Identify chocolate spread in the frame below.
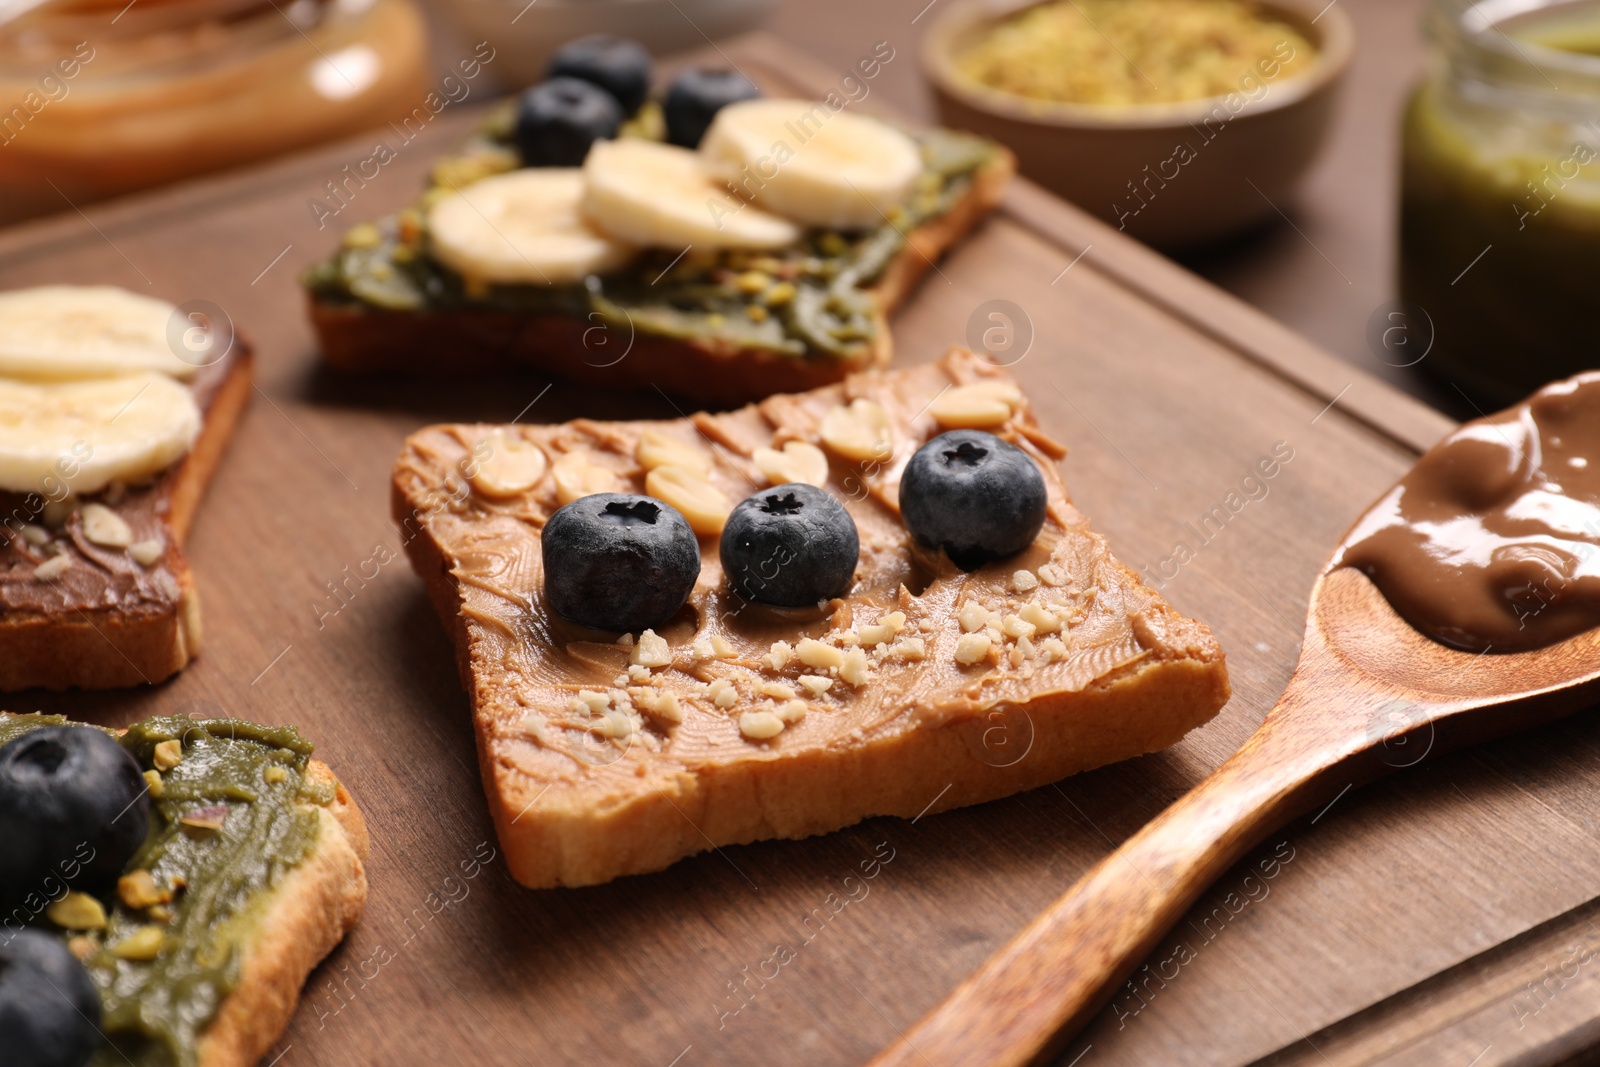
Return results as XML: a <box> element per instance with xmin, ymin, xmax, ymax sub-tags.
<box><xmin>1338</xmin><ymin>372</ymin><xmax>1600</xmax><ymax>652</ymax></box>
<box><xmin>0</xmin><ymin>353</ymin><xmax>239</xmax><ymax>619</ymax></box>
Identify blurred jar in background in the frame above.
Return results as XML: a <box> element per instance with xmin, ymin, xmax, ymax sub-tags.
<box><xmin>0</xmin><ymin>0</ymin><xmax>429</xmax><ymax>225</ymax></box>
<box><xmin>1401</xmin><ymin>0</ymin><xmax>1600</xmax><ymax>405</ymax></box>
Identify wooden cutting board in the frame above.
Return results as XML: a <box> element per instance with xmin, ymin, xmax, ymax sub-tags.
<box><xmin>8</xmin><ymin>32</ymin><xmax>1599</xmax><ymax>1067</ymax></box>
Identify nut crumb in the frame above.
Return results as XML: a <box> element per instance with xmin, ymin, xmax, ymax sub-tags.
<box><xmin>797</xmin><ymin>638</ymin><xmax>844</xmax><ymax>669</ymax></box>
<box><xmin>143</xmin><ymin>769</ymin><xmax>163</xmax><ymax>797</ymax></box>
<box><xmin>118</xmin><ymin>870</ymin><xmax>172</xmax><ymax>910</ymax></box>
<box><xmin>891</xmin><ymin>637</ymin><xmax>926</xmax><ymax>660</ymax></box>
<box><xmin>1041</xmin><ymin>637</ymin><xmax>1068</xmax><ymax>662</ymax></box>
<box><xmin>692</xmin><ymin>638</ymin><xmax>713</xmax><ymax>660</ymax></box>
<box><xmin>636</xmin><ymin>689</ymin><xmax>683</xmax><ymax>724</ymax></box>
<box><xmin>631</xmin><ymin>629</ymin><xmax>672</xmax><ymax>668</ymax></box>
<box><xmin>711</xmin><ymin>635</ymin><xmax>737</xmax><ymax>659</ymax></box>
<box><xmin>152</xmin><ymin>739</ymin><xmax>183</xmax><ymax>771</ymax></box>
<box><xmin>1002</xmin><ymin>614</ymin><xmax>1036</xmax><ymax>640</ymax></box>
<box><xmin>628</xmin><ymin>664</ymin><xmax>652</xmax><ymax>683</ymax></box>
<box><xmin>33</xmin><ymin>555</ymin><xmax>72</xmax><ymax>582</ymax></box>
<box><xmin>739</xmin><ymin>710</ymin><xmax>785</xmax><ymax>740</ymax></box>
<box><xmin>759</xmin><ymin>681</ymin><xmax>796</xmax><ymax>700</ymax></box>
<box><xmin>798</xmin><ymin>674</ymin><xmax>833</xmax><ymax>696</ymax></box>
<box><xmin>578</xmin><ymin>690</ymin><xmax>611</xmax><ymax>712</ymax></box>
<box><xmin>47</xmin><ymin>892</ymin><xmax>106</xmax><ymax>931</ymax></box>
<box><xmin>839</xmin><ymin>648</ymin><xmax>870</xmax><ymax>686</ymax></box>
<box><xmin>708</xmin><ymin>678</ymin><xmax>738</xmax><ymax>708</ymax></box>
<box><xmin>81</xmin><ymin>503</ymin><xmax>134</xmax><ymax>549</ymax></box>
<box><xmin>765</xmin><ymin>640</ymin><xmax>793</xmax><ymax>671</ymax></box>
<box><xmin>1019</xmin><ymin>602</ymin><xmax>1062</xmax><ymax>634</ymax></box>
<box><xmin>775</xmin><ymin>700</ymin><xmax>808</xmax><ymax>723</ymax></box>
<box><xmin>19</xmin><ymin>524</ymin><xmax>49</xmax><ymax>547</ymax></box>
<box><xmin>128</xmin><ymin>539</ymin><xmax>164</xmax><ymax>567</ymax></box>
<box><xmin>958</xmin><ymin>602</ymin><xmax>991</xmax><ymax>633</ymax></box>
<box><xmin>67</xmin><ymin>936</ymin><xmax>98</xmax><ymax>961</ymax></box>
<box><xmin>1038</xmin><ymin>563</ymin><xmax>1065</xmax><ymax>587</ymax></box>
<box><xmin>1012</xmin><ymin>569</ymin><xmax>1039</xmax><ymax>592</ymax></box>
<box><xmin>955</xmin><ymin>633</ymin><xmax>992</xmax><ymax>665</ymax></box>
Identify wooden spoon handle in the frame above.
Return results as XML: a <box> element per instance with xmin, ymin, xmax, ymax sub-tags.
<box><xmin>866</xmin><ymin>708</ymin><xmax>1361</xmax><ymax>1067</ymax></box>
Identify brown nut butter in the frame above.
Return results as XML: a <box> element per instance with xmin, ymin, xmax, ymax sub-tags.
<box><xmin>1338</xmin><ymin>373</ymin><xmax>1600</xmax><ymax>652</ymax></box>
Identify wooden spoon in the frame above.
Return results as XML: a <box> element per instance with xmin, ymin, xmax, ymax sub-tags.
<box><xmin>866</xmin><ymin>557</ymin><xmax>1600</xmax><ymax>1067</ymax></box>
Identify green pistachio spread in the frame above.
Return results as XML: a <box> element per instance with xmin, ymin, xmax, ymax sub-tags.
<box><xmin>0</xmin><ymin>714</ymin><xmax>329</xmax><ymax>1067</ymax></box>
<box><xmin>303</xmin><ymin>102</ymin><xmax>997</xmax><ymax>360</ymax></box>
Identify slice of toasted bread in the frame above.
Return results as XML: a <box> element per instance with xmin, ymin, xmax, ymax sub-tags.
<box><xmin>308</xmin><ymin>151</ymin><xmax>1014</xmax><ymax>407</ymax></box>
<box><xmin>194</xmin><ymin>759</ymin><xmax>368</xmax><ymax>1067</ymax></box>
<box><xmin>0</xmin><ymin>713</ymin><xmax>368</xmax><ymax>1067</ymax></box>
<box><xmin>394</xmin><ymin>350</ymin><xmax>1230</xmax><ymax>888</ymax></box>
<box><xmin>0</xmin><ymin>345</ymin><xmax>252</xmax><ymax>692</ymax></box>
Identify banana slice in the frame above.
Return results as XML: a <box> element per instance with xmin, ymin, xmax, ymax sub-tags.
<box><xmin>581</xmin><ymin>139</ymin><xmax>800</xmax><ymax>250</ymax></box>
<box><xmin>700</xmin><ymin>99</ymin><xmax>923</xmax><ymax>231</ymax></box>
<box><xmin>0</xmin><ymin>286</ymin><xmax>201</xmax><ymax>381</ymax></box>
<box><xmin>428</xmin><ymin>169</ymin><xmax>637</xmax><ymax>285</ymax></box>
<box><xmin>0</xmin><ymin>374</ymin><xmax>201</xmax><ymax>495</ymax></box>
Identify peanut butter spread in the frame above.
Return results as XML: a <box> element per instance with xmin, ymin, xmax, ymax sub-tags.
<box><xmin>1339</xmin><ymin>372</ymin><xmax>1600</xmax><ymax>653</ymax></box>
<box><xmin>0</xmin><ymin>352</ymin><xmax>240</xmax><ymax>620</ymax></box>
<box><xmin>395</xmin><ymin>351</ymin><xmax>1225</xmax><ymax>848</ymax></box>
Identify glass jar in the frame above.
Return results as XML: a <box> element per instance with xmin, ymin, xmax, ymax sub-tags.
<box><xmin>0</xmin><ymin>0</ymin><xmax>430</xmax><ymax>226</ymax></box>
<box><xmin>1401</xmin><ymin>0</ymin><xmax>1600</xmax><ymax>405</ymax></box>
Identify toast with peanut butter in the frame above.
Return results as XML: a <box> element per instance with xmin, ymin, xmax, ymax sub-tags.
<box><xmin>0</xmin><ymin>713</ymin><xmax>369</xmax><ymax>1067</ymax></box>
<box><xmin>0</xmin><ymin>285</ymin><xmax>252</xmax><ymax>692</ymax></box>
<box><xmin>393</xmin><ymin>350</ymin><xmax>1230</xmax><ymax>888</ymax></box>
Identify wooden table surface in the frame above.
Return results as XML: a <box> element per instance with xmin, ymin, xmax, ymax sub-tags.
<box><xmin>766</xmin><ymin>0</ymin><xmax>1463</xmax><ymax>415</ymax></box>
<box><xmin>7</xmin><ymin>26</ymin><xmax>1600</xmax><ymax>1067</ymax></box>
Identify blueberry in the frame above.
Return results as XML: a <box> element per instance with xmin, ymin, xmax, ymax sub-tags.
<box><xmin>899</xmin><ymin>430</ymin><xmax>1047</xmax><ymax>571</ymax></box>
<box><xmin>0</xmin><ymin>726</ymin><xmax>149</xmax><ymax>907</ymax></box>
<box><xmin>664</xmin><ymin>68</ymin><xmax>760</xmax><ymax>148</ymax></box>
<box><xmin>0</xmin><ymin>929</ymin><xmax>100</xmax><ymax>1067</ymax></box>
<box><xmin>547</xmin><ymin>35</ymin><xmax>652</xmax><ymax>115</ymax></box>
<box><xmin>720</xmin><ymin>484</ymin><xmax>859</xmax><ymax>607</ymax></box>
<box><xmin>513</xmin><ymin>77</ymin><xmax>623</xmax><ymax>167</ymax></box>
<box><xmin>543</xmin><ymin>493</ymin><xmax>701</xmax><ymax>631</ymax></box>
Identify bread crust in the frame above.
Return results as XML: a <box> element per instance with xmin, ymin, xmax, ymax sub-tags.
<box><xmin>194</xmin><ymin>761</ymin><xmax>370</xmax><ymax>1067</ymax></box>
<box><xmin>394</xmin><ymin>351</ymin><xmax>1231</xmax><ymax>889</ymax></box>
<box><xmin>0</xmin><ymin>346</ymin><xmax>253</xmax><ymax>691</ymax></box>
<box><xmin>309</xmin><ymin>152</ymin><xmax>1016</xmax><ymax>407</ymax></box>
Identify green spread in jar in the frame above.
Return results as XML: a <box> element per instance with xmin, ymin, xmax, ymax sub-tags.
<box><xmin>0</xmin><ymin>714</ymin><xmax>327</xmax><ymax>1067</ymax></box>
<box><xmin>303</xmin><ymin>105</ymin><xmax>997</xmax><ymax>361</ymax></box>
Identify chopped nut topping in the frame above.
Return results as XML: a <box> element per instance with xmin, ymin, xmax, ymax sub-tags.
<box><xmin>859</xmin><ymin>610</ymin><xmax>908</xmax><ymax>646</ymax></box>
<box><xmin>891</xmin><ymin>637</ymin><xmax>927</xmax><ymax>660</ymax></box>
<box><xmin>128</xmin><ymin>538</ymin><xmax>164</xmax><ymax>567</ymax></box>
<box><xmin>1012</xmin><ymin>569</ymin><xmax>1040</xmax><ymax>592</ymax></box>
<box><xmin>1016</xmin><ymin>635</ymin><xmax>1036</xmax><ymax>660</ymax></box>
<box><xmin>47</xmin><ymin>892</ymin><xmax>106</xmax><ymax>931</ymax></box>
<box><xmin>710</xmin><ymin>635</ymin><xmax>737</xmax><ymax>659</ymax></box>
<box><xmin>955</xmin><ymin>633</ymin><xmax>993</xmax><ymax>665</ymax></box>
<box><xmin>263</xmin><ymin>766</ymin><xmax>288</xmax><ymax>784</ymax></box>
<box><xmin>148</xmin><ymin>905</ymin><xmax>173</xmax><ymax>923</ymax></box>
<box><xmin>628</xmin><ymin>664</ymin><xmax>652</xmax><ymax>683</ymax></box>
<box><xmin>930</xmin><ymin>381</ymin><xmax>1023</xmax><ymax>430</ymax></box>
<box><xmin>691</xmin><ymin>638</ymin><xmax>713</xmax><ymax>660</ymax></box>
<box><xmin>553</xmin><ymin>451</ymin><xmax>621</xmax><ymax>506</ymax></box>
<box><xmin>118</xmin><ymin>870</ymin><xmax>172</xmax><ymax>910</ymax></box>
<box><xmin>796</xmin><ymin>638</ymin><xmax>844</xmax><ymax>669</ymax></box>
<box><xmin>798</xmin><ymin>674</ymin><xmax>833</xmax><ymax>696</ymax></box>
<box><xmin>67</xmin><ymin>936</ymin><xmax>98</xmax><ymax>961</ymax></box>
<box><xmin>765</xmin><ymin>640</ymin><xmax>794</xmax><ymax>670</ymax></box>
<box><xmin>80</xmin><ymin>503</ymin><xmax>134</xmax><ymax>548</ymax></box>
<box><xmin>707</xmin><ymin>678</ymin><xmax>738</xmax><ymax>708</ymax></box>
<box><xmin>1041</xmin><ymin>637</ymin><xmax>1068</xmax><ymax>662</ymax></box>
<box><xmin>631</xmin><ymin>629</ymin><xmax>672</xmax><ymax>668</ymax></box>
<box><xmin>110</xmin><ymin>926</ymin><xmax>167</xmax><ymax>961</ymax></box>
<box><xmin>1001</xmin><ymin>614</ymin><xmax>1036</xmax><ymax>640</ymax></box>
<box><xmin>19</xmin><ymin>524</ymin><xmax>49</xmax><ymax>547</ymax></box>
<box><xmin>636</xmin><ymin>689</ymin><xmax>683</xmax><ymax>724</ymax></box>
<box><xmin>179</xmin><ymin>805</ymin><xmax>228</xmax><ymax>831</ymax></box>
<box><xmin>646</xmin><ymin>465</ymin><xmax>730</xmax><ymax>535</ymax></box>
<box><xmin>1019</xmin><ymin>602</ymin><xmax>1063</xmax><ymax>634</ymax></box>
<box><xmin>152</xmin><ymin>739</ymin><xmax>183</xmax><ymax>771</ymax></box>
<box><xmin>613</xmin><ymin>674</ymin><xmax>629</xmax><ymax>687</ymax></box>
<box><xmin>958</xmin><ymin>602</ymin><xmax>992</xmax><ymax>633</ymax></box>
<box><xmin>636</xmin><ymin>429</ymin><xmax>713</xmax><ymax>474</ymax></box>
<box><xmin>775</xmin><ymin>700</ymin><xmax>808</xmax><ymax>723</ymax></box>
<box><xmin>739</xmin><ymin>710</ymin><xmax>785</xmax><ymax>740</ymax></box>
<box><xmin>753</xmin><ymin>440</ymin><xmax>830</xmax><ymax>488</ymax></box>
<box><xmin>33</xmin><ymin>555</ymin><xmax>71</xmax><ymax>582</ymax></box>
<box><xmin>578</xmin><ymin>690</ymin><xmax>611</xmax><ymax>712</ymax></box>
<box><xmin>820</xmin><ymin>398</ymin><xmax>893</xmax><ymax>463</ymax></box>
<box><xmin>143</xmin><ymin>769</ymin><xmax>163</xmax><ymax>797</ymax></box>
<box><xmin>591</xmin><ymin>710</ymin><xmax>634</xmax><ymax>739</ymax></box>
<box><xmin>759</xmin><ymin>681</ymin><xmax>797</xmax><ymax>700</ymax></box>
<box><xmin>839</xmin><ymin>648</ymin><xmax>870</xmax><ymax>686</ymax></box>
<box><xmin>471</xmin><ymin>431</ymin><xmax>549</xmax><ymax>498</ymax></box>
<box><xmin>1038</xmin><ymin>563</ymin><xmax>1066</xmax><ymax>587</ymax></box>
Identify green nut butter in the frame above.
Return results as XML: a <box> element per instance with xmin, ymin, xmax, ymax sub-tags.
<box><xmin>303</xmin><ymin>108</ymin><xmax>996</xmax><ymax>362</ymax></box>
<box><xmin>0</xmin><ymin>714</ymin><xmax>328</xmax><ymax>1067</ymax></box>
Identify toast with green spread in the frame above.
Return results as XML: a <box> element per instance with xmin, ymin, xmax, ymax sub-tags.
<box><xmin>304</xmin><ymin>61</ymin><xmax>1014</xmax><ymax>407</ymax></box>
<box><xmin>0</xmin><ymin>714</ymin><xmax>368</xmax><ymax>1067</ymax></box>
